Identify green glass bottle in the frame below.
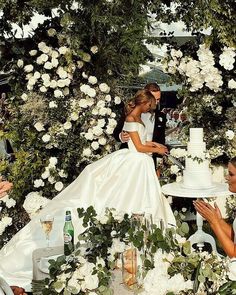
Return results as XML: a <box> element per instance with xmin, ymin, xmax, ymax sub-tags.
<box><xmin>63</xmin><ymin>210</ymin><xmax>74</xmax><ymax>256</ymax></box>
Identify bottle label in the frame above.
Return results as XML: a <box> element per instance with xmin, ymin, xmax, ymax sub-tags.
<box><xmin>64</xmin><ymin>233</ymin><xmax>72</xmax><ymax>244</ymax></box>
<box><xmin>65</xmin><ymin>215</ymin><xmax>71</xmax><ymax>221</ymax></box>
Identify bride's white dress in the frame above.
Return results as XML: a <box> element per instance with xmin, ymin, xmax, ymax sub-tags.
<box><xmin>0</xmin><ymin>122</ymin><xmax>175</xmax><ymax>290</ymax></box>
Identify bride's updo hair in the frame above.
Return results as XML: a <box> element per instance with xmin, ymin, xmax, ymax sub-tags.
<box><xmin>125</xmin><ymin>89</ymin><xmax>154</xmax><ymax>115</ymax></box>
<box><xmin>230</xmin><ymin>157</ymin><xmax>236</xmax><ymax>168</ymax></box>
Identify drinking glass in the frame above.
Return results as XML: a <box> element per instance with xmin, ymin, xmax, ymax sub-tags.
<box><xmin>40</xmin><ymin>215</ymin><xmax>54</xmax><ymax>250</ymax></box>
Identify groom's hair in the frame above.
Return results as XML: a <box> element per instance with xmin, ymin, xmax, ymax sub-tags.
<box><xmin>144</xmin><ymin>83</ymin><xmax>160</xmax><ymax>92</ymax></box>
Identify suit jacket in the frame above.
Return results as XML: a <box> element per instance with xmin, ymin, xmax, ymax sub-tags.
<box><xmin>113</xmin><ymin>107</ymin><xmax>167</xmax><ymax>165</ymax></box>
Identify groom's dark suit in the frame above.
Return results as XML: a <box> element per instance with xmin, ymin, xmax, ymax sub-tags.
<box><xmin>113</xmin><ymin>106</ymin><xmax>167</xmax><ymax>167</ymax></box>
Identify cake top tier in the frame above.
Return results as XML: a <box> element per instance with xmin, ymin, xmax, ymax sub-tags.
<box><xmin>189</xmin><ymin>128</ymin><xmax>203</xmax><ymax>143</ymax></box>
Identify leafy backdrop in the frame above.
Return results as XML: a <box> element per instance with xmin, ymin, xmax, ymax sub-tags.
<box><xmin>0</xmin><ymin>0</ymin><xmax>235</xmax><ymax>246</ymax></box>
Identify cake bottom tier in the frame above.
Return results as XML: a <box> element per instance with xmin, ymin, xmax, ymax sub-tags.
<box><xmin>182</xmin><ymin>169</ymin><xmax>213</xmax><ymax>189</ymax></box>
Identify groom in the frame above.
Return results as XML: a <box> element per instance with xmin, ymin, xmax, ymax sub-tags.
<box><xmin>113</xmin><ymin>83</ymin><xmax>167</xmax><ymax>168</ymax></box>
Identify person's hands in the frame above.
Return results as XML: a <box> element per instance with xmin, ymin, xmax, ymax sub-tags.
<box><xmin>154</xmin><ymin>143</ymin><xmax>168</xmax><ymax>155</ymax></box>
<box><xmin>11</xmin><ymin>286</ymin><xmax>27</xmax><ymax>295</ymax></box>
<box><xmin>193</xmin><ymin>200</ymin><xmax>222</xmax><ymax>226</ymax></box>
<box><xmin>120</xmin><ymin>131</ymin><xmax>130</xmax><ymax>143</ymax></box>
<box><xmin>0</xmin><ymin>180</ymin><xmax>13</xmax><ymax>198</ymax></box>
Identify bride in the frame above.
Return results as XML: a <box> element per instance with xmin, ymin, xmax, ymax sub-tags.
<box><xmin>0</xmin><ymin>89</ymin><xmax>176</xmax><ymax>290</ymax></box>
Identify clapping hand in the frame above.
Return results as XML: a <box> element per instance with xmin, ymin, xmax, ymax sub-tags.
<box><xmin>193</xmin><ymin>200</ymin><xmax>222</xmax><ymax>226</ymax></box>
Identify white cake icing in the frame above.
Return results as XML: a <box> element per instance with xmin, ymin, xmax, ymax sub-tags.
<box><xmin>182</xmin><ymin>128</ymin><xmax>213</xmax><ymax>189</ymax></box>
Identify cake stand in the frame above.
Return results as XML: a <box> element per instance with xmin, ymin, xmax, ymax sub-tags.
<box><xmin>162</xmin><ymin>182</ymin><xmax>230</xmax><ymax>251</ymax></box>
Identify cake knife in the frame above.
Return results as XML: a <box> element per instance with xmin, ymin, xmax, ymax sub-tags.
<box><xmin>164</xmin><ymin>154</ymin><xmax>185</xmax><ymax>170</ymax></box>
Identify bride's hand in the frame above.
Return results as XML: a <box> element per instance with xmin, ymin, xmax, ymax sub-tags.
<box><xmin>154</xmin><ymin>144</ymin><xmax>168</xmax><ymax>155</ymax></box>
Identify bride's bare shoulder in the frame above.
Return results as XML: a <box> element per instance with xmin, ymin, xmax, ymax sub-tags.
<box><xmin>125</xmin><ymin>115</ymin><xmax>136</xmax><ymax>122</ymax></box>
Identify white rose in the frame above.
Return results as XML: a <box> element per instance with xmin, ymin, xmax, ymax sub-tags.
<box><xmin>92</xmin><ymin>126</ymin><xmax>103</xmax><ymax>136</ymax></box>
<box><xmin>114</xmin><ymin>96</ymin><xmax>121</xmax><ymax>104</ymax></box>
<box><xmin>99</xmin><ymin>107</ymin><xmax>107</xmax><ymax>116</ymax></box>
<box><xmin>51</xmin><ymin>58</ymin><xmax>59</xmax><ymax>68</ymax></box>
<box><xmin>48</xmin><ymin>176</ymin><xmax>56</xmax><ymax>184</ymax></box>
<box><xmin>33</xmin><ymin>71</ymin><xmax>41</xmax><ymax>79</ymax></box>
<box><xmin>41</xmin><ymin>45</ymin><xmax>51</xmax><ymax>54</ymax></box>
<box><xmin>82</xmin><ymin>148</ymin><xmax>92</xmax><ymax>157</ymax></box>
<box><xmin>87</xmin><ymin>88</ymin><xmax>96</xmax><ymax>98</ymax></box>
<box><xmin>64</xmin><ymin>121</ymin><xmax>72</xmax><ymax>130</ymax></box>
<box><xmin>70</xmin><ymin>112</ymin><xmax>79</xmax><ymax>121</ymax></box>
<box><xmin>54</xmin><ymin>89</ymin><xmax>63</xmax><ymax>98</ymax></box>
<box><xmin>55</xmin><ymin>181</ymin><xmax>64</xmax><ymax>192</ymax></box>
<box><xmin>41</xmin><ymin>73</ymin><xmax>50</xmax><ymax>81</ymax></box>
<box><xmin>57</xmin><ymin>79</ymin><xmax>66</xmax><ymax>88</ymax></box>
<box><xmin>106</xmin><ymin>126</ymin><xmax>114</xmax><ymax>135</ymax></box>
<box><xmin>29</xmin><ymin>49</ymin><xmax>37</xmax><ymax>56</ymax></box>
<box><xmin>84</xmin><ymin>132</ymin><xmax>94</xmax><ymax>140</ymax></box>
<box><xmin>34</xmin><ymin>122</ymin><xmax>45</xmax><ymax>132</ymax></box>
<box><xmin>24</xmin><ymin>64</ymin><xmax>34</xmax><ymax>73</ymax></box>
<box><xmin>58</xmin><ymin>46</ymin><xmax>69</xmax><ymax>55</ymax></box>
<box><xmin>228</xmin><ymin>79</ymin><xmax>236</xmax><ymax>89</ymax></box>
<box><xmin>79</xmin><ymin>99</ymin><xmax>89</xmax><ymax>108</ymax></box>
<box><xmin>57</xmin><ymin>67</ymin><xmax>68</xmax><ymax>79</ymax></box>
<box><xmin>34</xmin><ymin>179</ymin><xmax>44</xmax><ymax>188</ymax></box>
<box><xmin>90</xmin><ymin>46</ymin><xmax>98</xmax><ymax>54</ymax></box>
<box><xmin>43</xmin><ymin>80</ymin><xmax>51</xmax><ymax>88</ymax></box>
<box><xmin>41</xmin><ymin>170</ymin><xmax>50</xmax><ymax>179</ymax></box>
<box><xmin>36</xmin><ymin>56</ymin><xmax>43</xmax><ymax>65</ymax></box>
<box><xmin>226</xmin><ymin>130</ymin><xmax>235</xmax><ymax>140</ymax></box>
<box><xmin>50</xmin><ymin>80</ymin><xmax>57</xmax><ymax>89</ymax></box>
<box><xmin>49</xmin><ymin>157</ymin><xmax>58</xmax><ymax>166</ymax></box>
<box><xmin>92</xmin><ymin>108</ymin><xmax>98</xmax><ymax>115</ymax></box>
<box><xmin>91</xmin><ymin>141</ymin><xmax>99</xmax><ymax>150</ymax></box>
<box><xmin>21</xmin><ymin>93</ymin><xmax>28</xmax><ymax>101</ymax></box>
<box><xmin>99</xmin><ymin>83</ymin><xmax>110</xmax><ymax>93</ymax></box>
<box><xmin>39</xmin><ymin>86</ymin><xmax>47</xmax><ymax>93</ymax></box>
<box><xmin>49</xmin><ymin>101</ymin><xmax>58</xmax><ymax>108</ymax></box>
<box><xmin>51</xmin><ymin>50</ymin><xmax>59</xmax><ymax>59</ymax></box>
<box><xmin>1</xmin><ymin>195</ymin><xmax>16</xmax><ymax>209</ymax></box>
<box><xmin>63</xmin><ymin>78</ymin><xmax>71</xmax><ymax>86</ymax></box>
<box><xmin>88</xmin><ymin>76</ymin><xmax>98</xmax><ymax>85</ymax></box>
<box><xmin>40</xmin><ymin>53</ymin><xmax>48</xmax><ymax>62</ymax></box>
<box><xmin>42</xmin><ymin>134</ymin><xmax>51</xmax><ymax>142</ymax></box>
<box><xmin>1</xmin><ymin>216</ymin><xmax>12</xmax><ymax>226</ymax></box>
<box><xmin>28</xmin><ymin>77</ymin><xmax>37</xmax><ymax>86</ymax></box>
<box><xmin>17</xmin><ymin>59</ymin><xmax>24</xmax><ymax>67</ymax></box>
<box><xmin>105</xmin><ymin>95</ymin><xmax>111</xmax><ymax>102</ymax></box>
<box><xmin>98</xmin><ymin>137</ymin><xmax>106</xmax><ymax>145</ymax></box>
<box><xmin>44</xmin><ymin>62</ymin><xmax>53</xmax><ymax>70</ymax></box>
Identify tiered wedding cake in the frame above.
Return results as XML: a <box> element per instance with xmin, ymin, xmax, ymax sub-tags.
<box><xmin>182</xmin><ymin>128</ymin><xmax>213</xmax><ymax>189</ymax></box>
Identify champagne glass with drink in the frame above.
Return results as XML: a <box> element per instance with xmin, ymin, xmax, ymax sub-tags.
<box><xmin>40</xmin><ymin>214</ymin><xmax>54</xmax><ymax>250</ymax></box>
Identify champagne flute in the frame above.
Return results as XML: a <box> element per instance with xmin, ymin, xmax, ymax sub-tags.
<box><xmin>40</xmin><ymin>215</ymin><xmax>54</xmax><ymax>250</ymax></box>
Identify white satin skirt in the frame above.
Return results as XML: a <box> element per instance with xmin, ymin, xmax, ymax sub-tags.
<box><xmin>0</xmin><ymin>149</ymin><xmax>176</xmax><ymax>290</ymax></box>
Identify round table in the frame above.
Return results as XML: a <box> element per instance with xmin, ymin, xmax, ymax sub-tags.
<box><xmin>162</xmin><ymin>182</ymin><xmax>230</xmax><ymax>251</ymax></box>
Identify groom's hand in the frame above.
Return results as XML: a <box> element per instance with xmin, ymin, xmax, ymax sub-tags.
<box><xmin>119</xmin><ymin>131</ymin><xmax>130</xmax><ymax>143</ymax></box>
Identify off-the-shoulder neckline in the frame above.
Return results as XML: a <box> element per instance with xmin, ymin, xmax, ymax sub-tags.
<box><xmin>124</xmin><ymin>121</ymin><xmax>145</xmax><ymax>127</ymax></box>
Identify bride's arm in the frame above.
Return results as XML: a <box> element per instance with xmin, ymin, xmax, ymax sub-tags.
<box><xmin>128</xmin><ymin>132</ymin><xmax>167</xmax><ymax>155</ymax></box>
<box><xmin>146</xmin><ymin>141</ymin><xmax>167</xmax><ymax>149</ymax></box>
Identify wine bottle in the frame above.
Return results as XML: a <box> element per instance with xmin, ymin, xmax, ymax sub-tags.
<box><xmin>63</xmin><ymin>210</ymin><xmax>74</xmax><ymax>256</ymax></box>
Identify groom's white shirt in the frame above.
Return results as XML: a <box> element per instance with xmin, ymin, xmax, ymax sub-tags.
<box><xmin>141</xmin><ymin>112</ymin><xmax>155</xmax><ymax>141</ymax></box>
